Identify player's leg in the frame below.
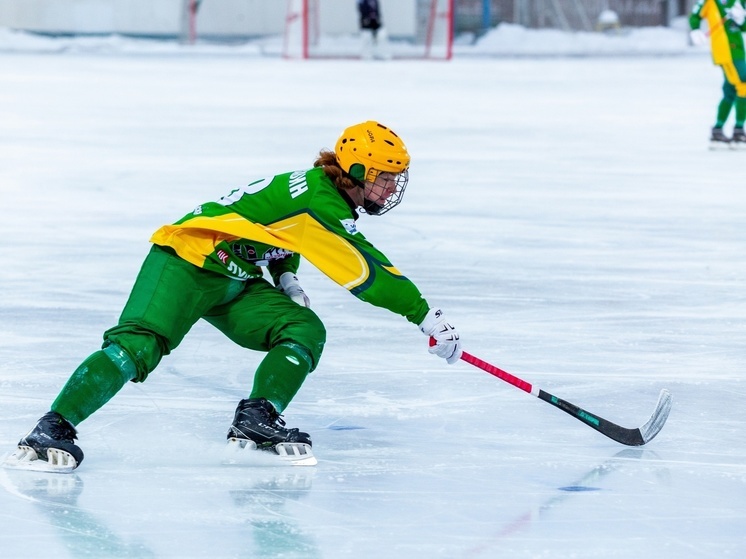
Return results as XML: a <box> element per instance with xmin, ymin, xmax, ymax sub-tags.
<box><xmin>14</xmin><ymin>246</ymin><xmax>238</xmax><ymax>468</ymax></box>
<box><xmin>204</xmin><ymin>278</ymin><xmax>326</xmax><ymax>448</ymax></box>
<box><xmin>711</xmin><ymin>69</ymin><xmax>737</xmax><ymax>147</ymax></box>
<box><xmin>730</xmin><ymin>60</ymin><xmax>746</xmax><ymax>145</ymax></box>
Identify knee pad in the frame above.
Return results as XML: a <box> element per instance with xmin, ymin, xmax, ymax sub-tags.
<box><xmin>279</xmin><ymin>342</ymin><xmax>315</xmax><ymax>370</ymax></box>
<box><xmin>723</xmin><ymin>80</ymin><xmax>737</xmax><ymax>102</ymax></box>
<box><xmin>102</xmin><ymin>343</ymin><xmax>137</xmax><ymax>383</ymax></box>
<box><xmin>275</xmin><ymin>309</ymin><xmax>326</xmax><ymax>372</ymax></box>
<box><xmin>103</xmin><ymin>327</ymin><xmax>168</xmax><ymax>382</ymax></box>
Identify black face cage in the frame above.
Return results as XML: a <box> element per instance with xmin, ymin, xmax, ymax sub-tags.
<box><xmin>361</xmin><ymin>170</ymin><xmax>409</xmax><ymax>216</ymax></box>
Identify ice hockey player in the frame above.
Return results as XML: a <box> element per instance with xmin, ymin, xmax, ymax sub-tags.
<box><xmin>690</xmin><ymin>0</ymin><xmax>746</xmax><ymax>148</ymax></box>
<box><xmin>5</xmin><ymin>121</ymin><xmax>462</xmax><ymax>472</ymax></box>
<box><xmin>358</xmin><ymin>0</ymin><xmax>390</xmax><ymax>60</ymax></box>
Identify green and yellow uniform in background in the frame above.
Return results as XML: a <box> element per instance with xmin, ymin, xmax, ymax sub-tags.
<box><xmin>690</xmin><ymin>0</ymin><xmax>746</xmax><ymax>129</ymax></box>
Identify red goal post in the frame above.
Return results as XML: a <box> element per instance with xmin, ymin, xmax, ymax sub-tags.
<box><xmin>283</xmin><ymin>0</ymin><xmax>454</xmax><ymax>60</ymax></box>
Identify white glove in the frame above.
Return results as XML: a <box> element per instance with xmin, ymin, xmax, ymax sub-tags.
<box><xmin>419</xmin><ymin>308</ymin><xmax>462</xmax><ymax>365</ymax></box>
<box><xmin>727</xmin><ymin>2</ymin><xmax>746</xmax><ymax>26</ymax></box>
<box><xmin>277</xmin><ymin>272</ymin><xmax>311</xmax><ymax>308</ymax></box>
<box><xmin>689</xmin><ymin>29</ymin><xmax>707</xmax><ymax>46</ymax></box>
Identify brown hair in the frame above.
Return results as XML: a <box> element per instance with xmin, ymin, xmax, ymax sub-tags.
<box><xmin>313</xmin><ymin>150</ymin><xmax>359</xmax><ymax>192</ymax></box>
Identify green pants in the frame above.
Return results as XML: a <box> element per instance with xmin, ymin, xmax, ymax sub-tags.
<box><xmin>105</xmin><ymin>245</ymin><xmax>326</xmax><ymax>382</ymax></box>
<box><xmin>52</xmin><ymin>245</ymin><xmax>326</xmax><ymax>424</ymax></box>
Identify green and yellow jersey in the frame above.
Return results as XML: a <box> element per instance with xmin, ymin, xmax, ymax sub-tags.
<box><xmin>690</xmin><ymin>0</ymin><xmax>746</xmax><ymax>64</ymax></box>
<box><xmin>150</xmin><ymin>167</ymin><xmax>429</xmax><ymax>325</ymax></box>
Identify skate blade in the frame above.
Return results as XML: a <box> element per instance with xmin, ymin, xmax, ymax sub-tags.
<box><xmin>709</xmin><ymin>141</ymin><xmax>734</xmax><ymax>150</ymax></box>
<box><xmin>2</xmin><ymin>446</ymin><xmax>78</xmax><ymax>474</ymax></box>
<box><xmin>275</xmin><ymin>443</ymin><xmax>317</xmax><ymax>466</ymax></box>
<box><xmin>225</xmin><ymin>438</ymin><xmax>317</xmax><ymax>466</ymax></box>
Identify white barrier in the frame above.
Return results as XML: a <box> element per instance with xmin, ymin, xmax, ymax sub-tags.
<box><xmin>0</xmin><ymin>0</ymin><xmax>416</xmax><ymax>39</ymax></box>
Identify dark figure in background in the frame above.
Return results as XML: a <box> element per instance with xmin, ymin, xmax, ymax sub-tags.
<box><xmin>358</xmin><ymin>0</ymin><xmax>390</xmax><ymax>60</ymax></box>
<box><xmin>358</xmin><ymin>0</ymin><xmax>382</xmax><ymax>35</ymax></box>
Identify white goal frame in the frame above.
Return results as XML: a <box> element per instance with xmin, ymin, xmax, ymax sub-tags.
<box><xmin>283</xmin><ymin>0</ymin><xmax>454</xmax><ymax>60</ymax></box>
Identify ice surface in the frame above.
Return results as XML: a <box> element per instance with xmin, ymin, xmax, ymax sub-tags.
<box><xmin>0</xmin><ymin>27</ymin><xmax>744</xmax><ymax>559</ymax></box>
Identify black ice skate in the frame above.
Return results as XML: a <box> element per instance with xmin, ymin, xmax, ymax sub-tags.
<box><xmin>732</xmin><ymin>127</ymin><xmax>746</xmax><ymax>148</ymax></box>
<box><xmin>3</xmin><ymin>412</ymin><xmax>84</xmax><ymax>473</ymax></box>
<box><xmin>710</xmin><ymin>126</ymin><xmax>732</xmax><ymax>149</ymax></box>
<box><xmin>226</xmin><ymin>398</ymin><xmax>316</xmax><ymax>465</ymax></box>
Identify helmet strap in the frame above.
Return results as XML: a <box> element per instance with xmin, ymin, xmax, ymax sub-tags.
<box><xmin>340</xmin><ymin>164</ymin><xmax>385</xmax><ymax>215</ymax></box>
<box><xmin>362</xmin><ymin>199</ymin><xmax>384</xmax><ymax>215</ymax></box>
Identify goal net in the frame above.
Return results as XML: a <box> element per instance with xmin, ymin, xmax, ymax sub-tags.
<box><xmin>283</xmin><ymin>0</ymin><xmax>454</xmax><ymax>60</ymax></box>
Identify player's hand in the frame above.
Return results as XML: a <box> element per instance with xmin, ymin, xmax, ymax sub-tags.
<box><xmin>727</xmin><ymin>3</ymin><xmax>746</xmax><ymax>25</ymax></box>
<box><xmin>689</xmin><ymin>29</ymin><xmax>707</xmax><ymax>46</ymax></box>
<box><xmin>278</xmin><ymin>272</ymin><xmax>311</xmax><ymax>307</ymax></box>
<box><xmin>419</xmin><ymin>308</ymin><xmax>462</xmax><ymax>364</ymax></box>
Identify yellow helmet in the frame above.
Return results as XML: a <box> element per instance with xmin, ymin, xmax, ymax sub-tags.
<box><xmin>334</xmin><ymin>121</ymin><xmax>410</xmax><ymax>184</ymax></box>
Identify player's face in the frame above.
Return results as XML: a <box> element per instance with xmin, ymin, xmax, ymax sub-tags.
<box><xmin>364</xmin><ymin>172</ymin><xmax>399</xmax><ymax>205</ymax></box>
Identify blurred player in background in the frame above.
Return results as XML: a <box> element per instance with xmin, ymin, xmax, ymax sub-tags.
<box><xmin>690</xmin><ymin>0</ymin><xmax>746</xmax><ymax>148</ymax></box>
<box><xmin>358</xmin><ymin>0</ymin><xmax>391</xmax><ymax>60</ymax></box>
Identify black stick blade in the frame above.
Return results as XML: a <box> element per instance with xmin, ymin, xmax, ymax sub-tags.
<box><xmin>538</xmin><ymin>388</ymin><xmax>673</xmax><ymax>446</ymax></box>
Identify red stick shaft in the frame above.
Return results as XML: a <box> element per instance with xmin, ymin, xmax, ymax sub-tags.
<box><xmin>460</xmin><ymin>351</ymin><xmax>534</xmax><ymax>394</ymax></box>
<box><xmin>428</xmin><ymin>336</ymin><xmax>533</xmax><ymax>394</ymax></box>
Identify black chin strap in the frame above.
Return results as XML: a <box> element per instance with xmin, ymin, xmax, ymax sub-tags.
<box><xmin>362</xmin><ymin>198</ymin><xmax>384</xmax><ymax>215</ymax></box>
